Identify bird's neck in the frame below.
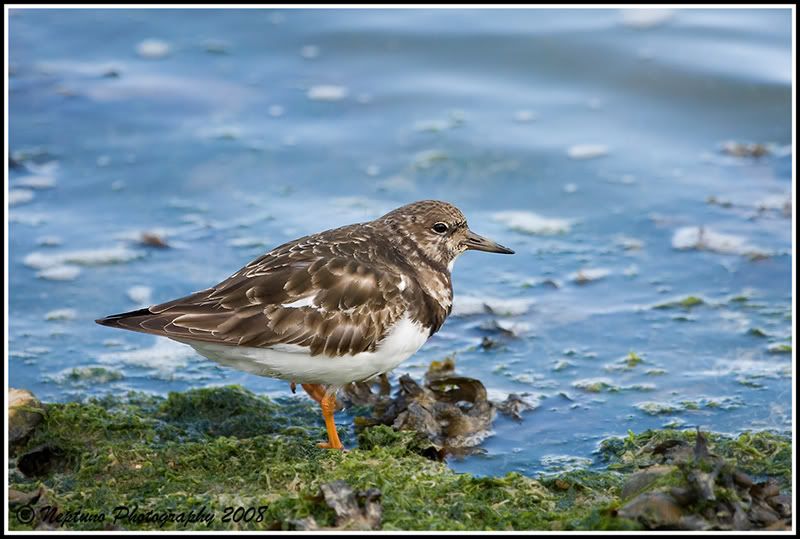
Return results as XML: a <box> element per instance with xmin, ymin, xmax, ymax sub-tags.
<box><xmin>389</xmin><ymin>235</ymin><xmax>453</xmax><ymax>310</ymax></box>
<box><xmin>367</xmin><ymin>220</ymin><xmax>454</xmax><ymax>316</ymax></box>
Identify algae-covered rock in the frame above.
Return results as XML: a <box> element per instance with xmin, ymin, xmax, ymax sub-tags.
<box><xmin>7</xmin><ymin>386</ymin><xmax>560</xmax><ymax>531</ymax></box>
<box><xmin>319</xmin><ymin>480</ymin><xmax>382</xmax><ymax>530</ymax></box>
<box><xmin>600</xmin><ymin>428</ymin><xmax>792</xmax><ymax>489</ymax></box>
<box><xmin>720</xmin><ymin>141</ymin><xmax>770</xmax><ymax>158</ymax></box>
<box><xmin>495</xmin><ymin>393</ymin><xmax>536</xmax><ymax>420</ymax></box>
<box><xmin>620</xmin><ymin>465</ymin><xmax>678</xmax><ymax>499</ymax></box>
<box><xmin>8</xmin><ymin>388</ymin><xmax>45</xmax><ymax>456</ymax></box>
<box><xmin>653</xmin><ymin>296</ymin><xmax>705</xmax><ymax>310</ymax></box>
<box><xmin>288</xmin><ymin>481</ymin><xmax>382</xmax><ymax>530</ymax></box>
<box><xmin>604</xmin><ymin>429</ymin><xmax>793</xmax><ymax>531</ymax></box>
<box><xmin>6</xmin><ymin>386</ymin><xmax>793</xmax><ymax>531</ymax></box>
<box><xmin>618</xmin><ymin>492</ymin><xmax>683</xmax><ymax>528</ymax></box>
<box><xmin>342</xmin><ymin>361</ymin><xmax>499</xmax><ymax>451</ymax></box>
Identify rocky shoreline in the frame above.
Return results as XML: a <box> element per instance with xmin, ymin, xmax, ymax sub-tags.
<box><xmin>7</xmin><ymin>383</ymin><xmax>792</xmax><ymax>531</ymax></box>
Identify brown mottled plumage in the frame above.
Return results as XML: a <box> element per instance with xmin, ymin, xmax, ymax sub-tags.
<box><xmin>97</xmin><ymin>200</ymin><xmax>514</xmax><ymax>450</ymax></box>
<box><xmin>98</xmin><ymin>200</ymin><xmax>511</xmax><ymax>356</ymax></box>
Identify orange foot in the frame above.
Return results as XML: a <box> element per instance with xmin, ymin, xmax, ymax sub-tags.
<box><xmin>302</xmin><ymin>384</ymin><xmax>344</xmax><ymax>450</ymax></box>
<box><xmin>317</xmin><ymin>442</ymin><xmax>346</xmax><ymax>451</ymax></box>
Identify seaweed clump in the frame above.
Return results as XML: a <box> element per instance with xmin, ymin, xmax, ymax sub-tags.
<box><xmin>7</xmin><ymin>386</ymin><xmax>793</xmax><ymax>531</ymax></box>
<box><xmin>600</xmin><ymin>429</ymin><xmax>792</xmax><ymax>530</ymax></box>
<box><xmin>8</xmin><ymin>386</ymin><xmax>559</xmax><ymax>531</ymax></box>
<box><xmin>340</xmin><ymin>358</ymin><xmax>534</xmax><ymax>456</ymax></box>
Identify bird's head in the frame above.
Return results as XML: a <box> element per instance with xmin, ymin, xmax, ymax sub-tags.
<box><xmin>376</xmin><ymin>200</ymin><xmax>514</xmax><ymax>271</ymax></box>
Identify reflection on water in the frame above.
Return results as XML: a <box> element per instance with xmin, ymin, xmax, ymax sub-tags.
<box><xmin>8</xmin><ymin>8</ymin><xmax>793</xmax><ymax>477</ymax></box>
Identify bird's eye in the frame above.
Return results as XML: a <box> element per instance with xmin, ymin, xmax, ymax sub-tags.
<box><xmin>432</xmin><ymin>222</ymin><xmax>449</xmax><ymax>234</ymax></box>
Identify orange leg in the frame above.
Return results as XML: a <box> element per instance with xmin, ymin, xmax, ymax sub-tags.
<box><xmin>301</xmin><ymin>384</ymin><xmax>343</xmax><ymax>450</ymax></box>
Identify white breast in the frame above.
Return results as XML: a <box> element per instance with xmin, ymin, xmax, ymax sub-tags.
<box><xmin>176</xmin><ymin>313</ymin><xmax>430</xmax><ymax>386</ymax></box>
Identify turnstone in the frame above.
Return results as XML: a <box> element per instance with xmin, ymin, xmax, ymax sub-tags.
<box><xmin>97</xmin><ymin>200</ymin><xmax>514</xmax><ymax>449</ymax></box>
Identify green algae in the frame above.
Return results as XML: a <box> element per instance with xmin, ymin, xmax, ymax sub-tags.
<box><xmin>8</xmin><ymin>386</ymin><xmax>792</xmax><ymax>531</ymax></box>
<box><xmin>599</xmin><ymin>429</ymin><xmax>792</xmax><ymax>489</ymax></box>
<box><xmin>635</xmin><ymin>401</ymin><xmax>680</xmax><ymax>415</ymax></box>
<box><xmin>552</xmin><ymin>360</ymin><xmax>573</xmax><ymax>372</ymax></box>
<box><xmin>64</xmin><ymin>367</ymin><xmax>124</xmax><ymax>384</ymax></box>
<box><xmin>635</xmin><ymin>396</ymin><xmax>744</xmax><ymax>417</ymax></box>
<box><xmin>767</xmin><ymin>343</ymin><xmax>791</xmax><ymax>354</ymax></box>
<box><xmin>603</xmin><ymin>352</ymin><xmax>645</xmax><ymax>373</ymax></box>
<box><xmin>735</xmin><ymin>376</ymin><xmax>765</xmax><ymax>389</ymax></box>
<box><xmin>653</xmin><ymin>296</ymin><xmax>705</xmax><ymax>310</ymax></box>
<box><xmin>572</xmin><ymin>378</ymin><xmax>619</xmax><ymax>393</ymax></box>
<box><xmin>624</xmin><ymin>351</ymin><xmax>643</xmax><ymax>368</ymax></box>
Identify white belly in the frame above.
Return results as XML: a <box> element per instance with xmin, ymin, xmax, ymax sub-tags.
<box><xmin>175</xmin><ymin>314</ymin><xmax>430</xmax><ymax>386</ymax></box>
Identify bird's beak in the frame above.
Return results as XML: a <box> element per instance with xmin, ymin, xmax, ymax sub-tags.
<box><xmin>464</xmin><ymin>230</ymin><xmax>515</xmax><ymax>254</ymax></box>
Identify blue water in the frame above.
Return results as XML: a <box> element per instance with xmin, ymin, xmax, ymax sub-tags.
<box><xmin>8</xmin><ymin>8</ymin><xmax>793</xmax><ymax>477</ymax></box>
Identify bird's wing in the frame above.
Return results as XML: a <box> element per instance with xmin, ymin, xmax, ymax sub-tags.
<box><xmin>96</xmin><ymin>234</ymin><xmax>413</xmax><ymax>357</ymax></box>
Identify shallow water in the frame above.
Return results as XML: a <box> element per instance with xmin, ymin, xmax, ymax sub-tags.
<box><xmin>8</xmin><ymin>8</ymin><xmax>793</xmax><ymax>477</ymax></box>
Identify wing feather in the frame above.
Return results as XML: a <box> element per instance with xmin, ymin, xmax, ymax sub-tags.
<box><xmin>96</xmin><ymin>227</ymin><xmax>413</xmax><ymax>357</ymax></box>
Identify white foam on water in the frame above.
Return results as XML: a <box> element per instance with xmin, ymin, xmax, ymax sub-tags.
<box><xmin>127</xmin><ymin>286</ymin><xmax>153</xmax><ymax>306</ymax></box>
<box><xmin>671</xmin><ymin>226</ymin><xmax>765</xmax><ymax>256</ymax></box>
<box><xmin>45</xmin><ymin>308</ymin><xmax>77</xmax><ymax>321</ymax></box>
<box><xmin>492</xmin><ymin>319</ymin><xmax>531</xmax><ymax>337</ymax></box>
<box><xmin>623</xmin><ymin>264</ymin><xmax>640</xmax><ymax>277</ymax></box>
<box><xmin>36</xmin><ymin>236</ymin><xmax>62</xmax><ymax>247</ymax></box>
<box><xmin>492</xmin><ymin>210</ymin><xmax>573</xmax><ymax>235</ymax></box>
<box><xmin>570</xmin><ymin>267</ymin><xmax>612</xmax><ymax>283</ymax></box>
<box><xmin>9</xmin><ymin>212</ymin><xmax>47</xmax><ymax>226</ymax></box>
<box><xmin>567</xmin><ymin>144</ymin><xmax>609</xmax><ymax>160</ymax></box>
<box><xmin>13</xmin><ymin>175</ymin><xmax>57</xmax><ymax>189</ymax></box>
<box><xmin>412</xmin><ymin>149</ymin><xmax>448</xmax><ymax>169</ymax></box>
<box><xmin>614</xmin><ymin>235</ymin><xmax>645</xmax><ymax>250</ymax></box>
<box><xmin>136</xmin><ymin>39</ymin><xmax>170</xmax><ymax>59</ymax></box>
<box><xmin>755</xmin><ymin>193</ymin><xmax>792</xmax><ymax>214</ymax></box>
<box><xmin>37</xmin><ymin>266</ymin><xmax>81</xmax><ymax>281</ymax></box>
<box><xmin>9</xmin><ymin>189</ymin><xmax>35</xmax><ymax>206</ymax></box>
<box><xmin>540</xmin><ymin>454</ymin><xmax>594</xmax><ymax>472</ymax></box>
<box><xmin>228</xmin><ymin>236</ymin><xmax>268</xmax><ymax>248</ymax></box>
<box><xmin>24</xmin><ymin>246</ymin><xmax>145</xmax><ymax>269</ymax></box>
<box><xmin>11</xmin><ymin>347</ymin><xmax>52</xmax><ymax>360</ymax></box>
<box><xmin>691</xmin><ymin>355</ymin><xmax>791</xmax><ymax>380</ymax></box>
<box><xmin>620</xmin><ymin>8</ymin><xmax>674</xmax><ymax>29</ymax></box>
<box><xmin>307</xmin><ymin>85</ymin><xmax>348</xmax><ymax>101</ymax></box>
<box><xmin>97</xmin><ymin>338</ymin><xmax>196</xmax><ymax>379</ymax></box>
